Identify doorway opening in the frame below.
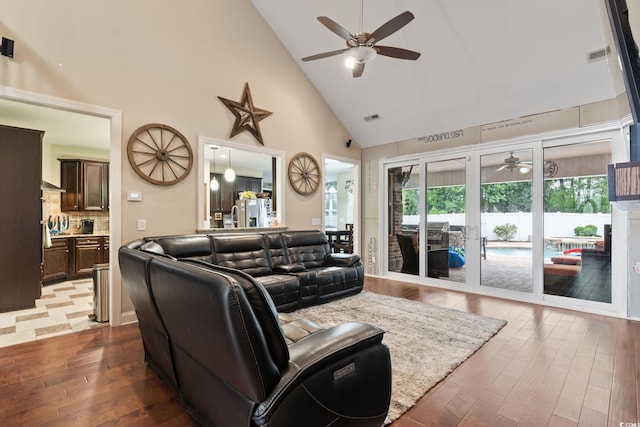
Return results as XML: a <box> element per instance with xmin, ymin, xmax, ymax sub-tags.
<box><xmin>0</xmin><ymin>87</ymin><xmax>122</xmax><ymax>346</ymax></box>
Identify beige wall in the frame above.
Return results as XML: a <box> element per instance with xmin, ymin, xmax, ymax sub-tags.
<box><xmin>1</xmin><ymin>0</ymin><xmax>358</xmax><ymax>239</ymax></box>
<box><xmin>2</xmin><ymin>0</ymin><xmax>361</xmax><ymax>320</ymax></box>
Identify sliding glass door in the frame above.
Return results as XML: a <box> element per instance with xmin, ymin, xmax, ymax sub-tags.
<box><xmin>387</xmin><ymin>164</ymin><xmax>421</xmax><ymax>275</ymax></box>
<box><xmin>479</xmin><ymin>148</ymin><xmax>533</xmax><ymax>294</ymax></box>
<box><xmin>425</xmin><ymin>158</ymin><xmax>467</xmax><ymax>284</ymax></box>
<box><xmin>543</xmin><ymin>141</ymin><xmax>612</xmax><ymax>303</ymax></box>
<box><xmin>382</xmin><ymin>130</ymin><xmax>617</xmax><ymax>313</ymax></box>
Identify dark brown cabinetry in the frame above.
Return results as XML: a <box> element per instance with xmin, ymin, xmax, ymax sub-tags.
<box><xmin>210</xmin><ymin>174</ymin><xmax>262</xmax><ymax>213</ymax></box>
<box><xmin>60</xmin><ymin>160</ymin><xmax>109</xmax><ymax>212</ymax></box>
<box><xmin>0</xmin><ymin>125</ymin><xmax>43</xmax><ymax>312</ymax></box>
<box><xmin>41</xmin><ymin>236</ymin><xmax>109</xmax><ymax>283</ymax></box>
<box><xmin>72</xmin><ymin>236</ymin><xmax>106</xmax><ymax>277</ymax></box>
<box><xmin>42</xmin><ymin>239</ymin><xmax>70</xmax><ymax>283</ymax></box>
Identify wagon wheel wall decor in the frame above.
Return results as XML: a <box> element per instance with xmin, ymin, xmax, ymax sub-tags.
<box><xmin>127</xmin><ymin>123</ymin><xmax>194</xmax><ymax>186</ymax></box>
<box><xmin>288</xmin><ymin>152</ymin><xmax>321</xmax><ymax>195</ymax></box>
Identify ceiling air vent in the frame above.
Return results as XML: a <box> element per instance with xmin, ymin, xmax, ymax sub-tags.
<box><xmin>587</xmin><ymin>45</ymin><xmax>611</xmax><ymax>63</ymax></box>
<box><xmin>364</xmin><ymin>114</ymin><xmax>380</xmax><ymax>122</ymax></box>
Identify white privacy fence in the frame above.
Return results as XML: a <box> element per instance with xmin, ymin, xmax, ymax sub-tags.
<box><xmin>404</xmin><ymin>212</ymin><xmax>611</xmax><ymax>241</ymax></box>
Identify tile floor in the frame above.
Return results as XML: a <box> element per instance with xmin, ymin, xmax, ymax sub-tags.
<box><xmin>0</xmin><ymin>278</ymin><xmax>106</xmax><ymax>348</ymax></box>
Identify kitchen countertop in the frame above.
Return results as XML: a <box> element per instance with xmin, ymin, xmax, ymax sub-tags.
<box><xmin>196</xmin><ymin>226</ymin><xmax>288</xmax><ymax>234</ymax></box>
<box><xmin>50</xmin><ymin>233</ymin><xmax>110</xmax><ymax>239</ymax></box>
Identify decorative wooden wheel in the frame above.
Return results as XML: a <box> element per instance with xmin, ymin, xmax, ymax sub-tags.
<box><xmin>288</xmin><ymin>152</ymin><xmax>320</xmax><ymax>195</ymax></box>
<box><xmin>127</xmin><ymin>123</ymin><xmax>193</xmax><ymax>186</ymax></box>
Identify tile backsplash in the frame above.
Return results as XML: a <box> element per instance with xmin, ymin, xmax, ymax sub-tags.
<box><xmin>42</xmin><ymin>191</ymin><xmax>109</xmax><ymax>234</ymax></box>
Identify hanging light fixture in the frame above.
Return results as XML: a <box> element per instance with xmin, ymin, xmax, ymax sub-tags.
<box><xmin>224</xmin><ymin>148</ymin><xmax>236</xmax><ymax>182</ymax></box>
<box><xmin>210</xmin><ymin>147</ymin><xmax>219</xmax><ymax>191</ymax></box>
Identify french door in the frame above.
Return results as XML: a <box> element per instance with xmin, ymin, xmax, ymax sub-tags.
<box><xmin>383</xmin><ymin>131</ymin><xmax>618</xmax><ymax>313</ymax></box>
<box><xmin>386</xmin><ymin>155</ymin><xmax>471</xmax><ymax>287</ymax></box>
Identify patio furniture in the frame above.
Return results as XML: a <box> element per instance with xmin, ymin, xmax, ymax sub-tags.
<box><xmin>396</xmin><ymin>233</ymin><xmax>450</xmax><ymax>277</ymax></box>
<box><xmin>396</xmin><ymin>234</ymin><xmax>418</xmax><ymax>275</ymax></box>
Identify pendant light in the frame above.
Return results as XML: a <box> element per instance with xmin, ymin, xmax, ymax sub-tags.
<box><xmin>224</xmin><ymin>148</ymin><xmax>236</xmax><ymax>182</ymax></box>
<box><xmin>209</xmin><ymin>147</ymin><xmax>219</xmax><ymax>191</ymax></box>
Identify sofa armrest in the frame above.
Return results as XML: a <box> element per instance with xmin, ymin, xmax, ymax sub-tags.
<box><xmin>324</xmin><ymin>253</ymin><xmax>361</xmax><ymax>267</ymax></box>
<box><xmin>253</xmin><ymin>322</ymin><xmax>391</xmax><ymax>426</ymax></box>
<box><xmin>273</xmin><ymin>263</ymin><xmax>306</xmax><ymax>273</ymax></box>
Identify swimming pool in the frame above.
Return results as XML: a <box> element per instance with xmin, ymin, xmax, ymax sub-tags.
<box><xmin>486</xmin><ymin>247</ymin><xmax>561</xmax><ymax>258</ymax></box>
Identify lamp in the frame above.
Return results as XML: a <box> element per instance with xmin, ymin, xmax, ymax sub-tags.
<box><xmin>210</xmin><ymin>147</ymin><xmax>219</xmax><ymax>191</ymax></box>
<box><xmin>344</xmin><ymin>46</ymin><xmax>377</xmax><ymax>70</ymax></box>
<box><xmin>224</xmin><ymin>148</ymin><xmax>235</xmax><ymax>182</ymax></box>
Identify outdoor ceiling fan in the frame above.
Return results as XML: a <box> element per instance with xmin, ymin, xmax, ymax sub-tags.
<box><xmin>301</xmin><ymin>0</ymin><xmax>421</xmax><ymax>78</ymax></box>
<box><xmin>496</xmin><ymin>152</ymin><xmax>533</xmax><ymax>172</ymax></box>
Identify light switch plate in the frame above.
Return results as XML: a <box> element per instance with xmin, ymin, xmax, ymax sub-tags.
<box><xmin>137</xmin><ymin>219</ymin><xmax>146</xmax><ymax>231</ymax></box>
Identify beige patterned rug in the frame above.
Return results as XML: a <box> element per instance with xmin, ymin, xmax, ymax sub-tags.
<box><xmin>292</xmin><ymin>291</ymin><xmax>507</xmax><ymax>425</ymax></box>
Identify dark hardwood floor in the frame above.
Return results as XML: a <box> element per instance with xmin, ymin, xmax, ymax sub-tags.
<box><xmin>0</xmin><ymin>276</ymin><xmax>637</xmax><ymax>426</ymax></box>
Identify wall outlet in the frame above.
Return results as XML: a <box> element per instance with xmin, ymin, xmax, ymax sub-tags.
<box><xmin>311</xmin><ymin>217</ymin><xmax>321</xmax><ymax>226</ymax></box>
<box><xmin>137</xmin><ymin>219</ymin><xmax>146</xmax><ymax>231</ymax></box>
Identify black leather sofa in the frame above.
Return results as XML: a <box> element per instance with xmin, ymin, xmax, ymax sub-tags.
<box><xmin>119</xmin><ymin>238</ymin><xmax>392</xmax><ymax>427</ymax></box>
<box><xmin>133</xmin><ymin>230</ymin><xmax>364</xmax><ymax>312</ymax></box>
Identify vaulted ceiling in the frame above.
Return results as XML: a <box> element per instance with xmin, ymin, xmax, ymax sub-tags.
<box><xmin>251</xmin><ymin>0</ymin><xmax>625</xmax><ymax>148</ymax></box>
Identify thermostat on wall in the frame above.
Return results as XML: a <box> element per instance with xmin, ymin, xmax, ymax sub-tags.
<box><xmin>127</xmin><ymin>191</ymin><xmax>143</xmax><ymax>202</ymax></box>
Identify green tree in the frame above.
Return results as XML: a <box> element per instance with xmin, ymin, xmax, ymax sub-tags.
<box><xmin>481</xmin><ymin>182</ymin><xmax>532</xmax><ymax>212</ymax></box>
<box><xmin>402</xmin><ymin>188</ymin><xmax>419</xmax><ymax>215</ymax></box>
<box><xmin>427</xmin><ymin>186</ymin><xmax>466</xmax><ymax>214</ymax></box>
<box><xmin>543</xmin><ymin>176</ymin><xmax>610</xmax><ymax>213</ymax></box>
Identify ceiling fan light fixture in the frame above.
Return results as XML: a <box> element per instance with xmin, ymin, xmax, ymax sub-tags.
<box><xmin>344</xmin><ymin>46</ymin><xmax>377</xmax><ymax>69</ymax></box>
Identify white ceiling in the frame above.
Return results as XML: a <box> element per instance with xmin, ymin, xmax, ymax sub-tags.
<box><xmin>0</xmin><ymin>98</ymin><xmax>110</xmax><ymax>149</ymax></box>
<box><xmin>251</xmin><ymin>0</ymin><xmax>622</xmax><ymax>148</ymax></box>
<box><xmin>0</xmin><ymin>1</ymin><xmax>625</xmax><ymax>159</ymax></box>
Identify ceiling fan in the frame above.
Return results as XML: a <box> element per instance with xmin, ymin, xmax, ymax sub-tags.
<box><xmin>301</xmin><ymin>0</ymin><xmax>421</xmax><ymax>78</ymax></box>
<box><xmin>496</xmin><ymin>152</ymin><xmax>533</xmax><ymax>172</ymax></box>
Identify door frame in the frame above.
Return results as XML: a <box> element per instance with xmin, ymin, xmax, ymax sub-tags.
<box><xmin>0</xmin><ymin>86</ymin><xmax>125</xmax><ymax>325</ymax></box>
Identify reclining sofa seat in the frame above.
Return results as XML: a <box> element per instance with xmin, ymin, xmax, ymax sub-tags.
<box><xmin>119</xmin><ymin>243</ymin><xmax>392</xmax><ymax>426</ymax></box>
<box><xmin>212</xmin><ymin>233</ymin><xmax>300</xmax><ymax>312</ymax></box>
<box><xmin>280</xmin><ymin>231</ymin><xmax>364</xmax><ymax>304</ymax></box>
<box><xmin>136</xmin><ymin>230</ymin><xmax>364</xmax><ymax>312</ymax></box>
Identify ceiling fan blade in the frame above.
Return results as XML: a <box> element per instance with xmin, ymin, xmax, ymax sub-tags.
<box><xmin>368</xmin><ymin>11</ymin><xmax>414</xmax><ymax>44</ymax></box>
<box><xmin>317</xmin><ymin>16</ymin><xmax>355</xmax><ymax>42</ymax></box>
<box><xmin>518</xmin><ymin>163</ymin><xmax>533</xmax><ymax>169</ymax></box>
<box><xmin>301</xmin><ymin>48</ymin><xmax>350</xmax><ymax>62</ymax></box>
<box><xmin>352</xmin><ymin>61</ymin><xmax>365</xmax><ymax>78</ymax></box>
<box><xmin>496</xmin><ymin>164</ymin><xmax>508</xmax><ymax>172</ymax></box>
<box><xmin>375</xmin><ymin>45</ymin><xmax>421</xmax><ymax>60</ymax></box>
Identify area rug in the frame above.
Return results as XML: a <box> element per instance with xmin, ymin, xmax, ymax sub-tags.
<box><xmin>292</xmin><ymin>291</ymin><xmax>507</xmax><ymax>424</ymax></box>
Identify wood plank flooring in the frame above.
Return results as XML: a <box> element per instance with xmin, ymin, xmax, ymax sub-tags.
<box><xmin>0</xmin><ymin>276</ymin><xmax>637</xmax><ymax>426</ymax></box>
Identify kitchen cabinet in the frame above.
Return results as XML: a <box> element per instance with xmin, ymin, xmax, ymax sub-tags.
<box><xmin>42</xmin><ymin>239</ymin><xmax>70</xmax><ymax>284</ymax></box>
<box><xmin>0</xmin><ymin>125</ymin><xmax>43</xmax><ymax>312</ymax></box>
<box><xmin>210</xmin><ymin>174</ymin><xmax>262</xmax><ymax>213</ymax></box>
<box><xmin>41</xmin><ymin>236</ymin><xmax>109</xmax><ymax>282</ymax></box>
<box><xmin>236</xmin><ymin>176</ymin><xmax>262</xmax><ymax>194</ymax></box>
<box><xmin>71</xmin><ymin>236</ymin><xmax>105</xmax><ymax>277</ymax></box>
<box><xmin>60</xmin><ymin>160</ymin><xmax>109</xmax><ymax>212</ymax></box>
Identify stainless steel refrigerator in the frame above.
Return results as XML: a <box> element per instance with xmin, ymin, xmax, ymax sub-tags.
<box><xmin>235</xmin><ymin>198</ymin><xmax>268</xmax><ymax>227</ymax></box>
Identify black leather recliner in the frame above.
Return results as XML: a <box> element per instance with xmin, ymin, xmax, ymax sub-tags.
<box><xmin>119</xmin><ymin>246</ymin><xmax>392</xmax><ymax>427</ymax></box>
<box><xmin>119</xmin><ymin>240</ymin><xmax>180</xmax><ymax>393</ymax></box>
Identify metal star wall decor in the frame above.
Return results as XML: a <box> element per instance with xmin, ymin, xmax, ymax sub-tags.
<box><xmin>218</xmin><ymin>83</ymin><xmax>272</xmax><ymax>146</ymax></box>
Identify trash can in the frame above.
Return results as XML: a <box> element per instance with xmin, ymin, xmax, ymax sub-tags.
<box><xmin>90</xmin><ymin>263</ymin><xmax>110</xmax><ymax>322</ymax></box>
